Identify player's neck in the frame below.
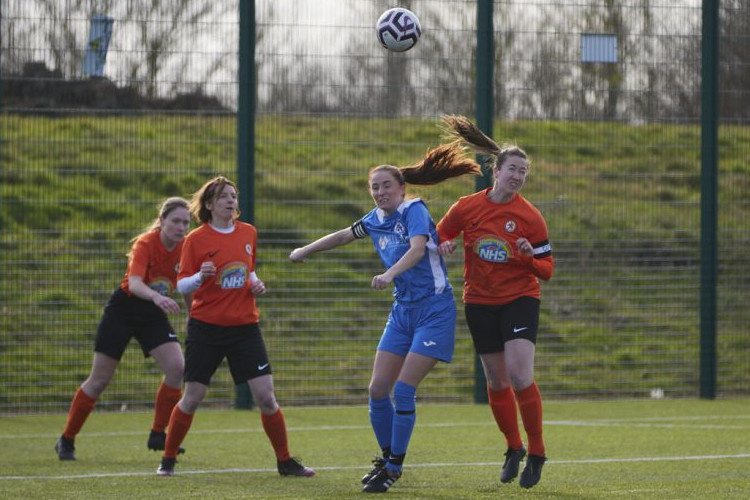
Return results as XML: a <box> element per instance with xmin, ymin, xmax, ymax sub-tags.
<box><xmin>487</xmin><ymin>188</ymin><xmax>515</xmax><ymax>204</ymax></box>
<box><xmin>210</xmin><ymin>216</ymin><xmax>234</xmax><ymax>230</ymax></box>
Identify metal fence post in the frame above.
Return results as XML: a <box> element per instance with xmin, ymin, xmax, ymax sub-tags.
<box><xmin>699</xmin><ymin>0</ymin><xmax>719</xmax><ymax>400</ymax></box>
<box><xmin>473</xmin><ymin>0</ymin><xmax>494</xmax><ymax>405</ymax></box>
<box><xmin>236</xmin><ymin>0</ymin><xmax>257</xmax><ymax>410</ymax></box>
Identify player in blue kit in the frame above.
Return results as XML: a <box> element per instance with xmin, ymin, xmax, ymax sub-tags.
<box><xmin>290</xmin><ymin>141</ymin><xmax>480</xmax><ymax>493</ymax></box>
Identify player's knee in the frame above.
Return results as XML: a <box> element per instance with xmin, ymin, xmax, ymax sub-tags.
<box><xmin>163</xmin><ymin>360</ymin><xmax>184</xmax><ymax>385</ymax></box>
<box><xmin>180</xmin><ymin>384</ymin><xmax>207</xmax><ymax>413</ymax></box>
<box><xmin>510</xmin><ymin>372</ymin><xmax>534</xmax><ymax>391</ymax></box>
<box><xmin>253</xmin><ymin>391</ymin><xmax>278</xmax><ymax>413</ymax></box>
<box><xmin>179</xmin><ymin>393</ymin><xmax>203</xmax><ymax>413</ymax></box>
<box><xmin>368</xmin><ymin>381</ymin><xmax>390</xmax><ymax>400</ymax></box>
<box><xmin>83</xmin><ymin>376</ymin><xmax>110</xmax><ymax>397</ymax></box>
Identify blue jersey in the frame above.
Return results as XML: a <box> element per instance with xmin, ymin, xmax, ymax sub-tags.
<box><xmin>352</xmin><ymin>198</ymin><xmax>452</xmax><ymax>304</ymax></box>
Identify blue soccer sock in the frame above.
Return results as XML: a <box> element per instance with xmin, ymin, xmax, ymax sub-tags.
<box><xmin>388</xmin><ymin>381</ymin><xmax>417</xmax><ymax>473</ymax></box>
<box><xmin>369</xmin><ymin>395</ymin><xmax>394</xmax><ymax>453</ymax></box>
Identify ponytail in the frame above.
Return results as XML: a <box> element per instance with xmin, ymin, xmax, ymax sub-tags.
<box><xmin>369</xmin><ymin>140</ymin><xmax>481</xmax><ymax>187</ymax></box>
<box><xmin>441</xmin><ymin>115</ymin><xmax>529</xmax><ymax>171</ymax></box>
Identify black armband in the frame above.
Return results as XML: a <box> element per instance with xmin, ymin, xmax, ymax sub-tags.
<box><xmin>532</xmin><ymin>239</ymin><xmax>552</xmax><ymax>258</ymax></box>
<box><xmin>351</xmin><ymin>219</ymin><xmax>368</xmax><ymax>239</ymax></box>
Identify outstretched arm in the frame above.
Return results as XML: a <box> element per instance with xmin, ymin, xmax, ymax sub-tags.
<box><xmin>290</xmin><ymin>228</ymin><xmax>357</xmax><ymax>263</ymax></box>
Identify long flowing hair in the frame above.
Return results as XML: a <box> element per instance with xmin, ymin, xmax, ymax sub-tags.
<box><xmin>369</xmin><ymin>140</ymin><xmax>481</xmax><ymax>187</ymax></box>
<box><xmin>441</xmin><ymin>114</ymin><xmax>529</xmax><ymax>171</ymax></box>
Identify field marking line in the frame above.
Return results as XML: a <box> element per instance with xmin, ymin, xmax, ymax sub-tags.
<box><xmin>2</xmin><ymin>453</ymin><xmax>750</xmax><ymax>481</ymax></box>
<box><xmin>2</xmin><ymin>415</ymin><xmax>748</xmax><ymax>440</ymax></box>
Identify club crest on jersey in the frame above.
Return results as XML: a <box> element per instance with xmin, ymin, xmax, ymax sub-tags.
<box><xmin>245</xmin><ymin>243</ymin><xmax>253</xmax><ymax>256</ymax></box>
<box><xmin>505</xmin><ymin>220</ymin><xmax>517</xmax><ymax>233</ymax></box>
<box><xmin>474</xmin><ymin>236</ymin><xmax>510</xmax><ymax>263</ymax></box>
<box><xmin>149</xmin><ymin>277</ymin><xmax>173</xmax><ymax>296</ymax></box>
<box><xmin>217</xmin><ymin>262</ymin><xmax>248</xmax><ymax>289</ymax></box>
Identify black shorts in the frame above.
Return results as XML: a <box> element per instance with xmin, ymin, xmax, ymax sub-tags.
<box><xmin>183</xmin><ymin>318</ymin><xmax>271</xmax><ymax>385</ymax></box>
<box><xmin>464</xmin><ymin>296</ymin><xmax>540</xmax><ymax>354</ymax></box>
<box><xmin>94</xmin><ymin>288</ymin><xmax>179</xmax><ymax>360</ymax></box>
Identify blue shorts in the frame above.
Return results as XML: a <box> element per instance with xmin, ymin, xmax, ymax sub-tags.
<box><xmin>377</xmin><ymin>291</ymin><xmax>456</xmax><ymax>363</ymax></box>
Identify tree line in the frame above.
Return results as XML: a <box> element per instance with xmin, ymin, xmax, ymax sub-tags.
<box><xmin>1</xmin><ymin>0</ymin><xmax>747</xmax><ymax>122</ymax></box>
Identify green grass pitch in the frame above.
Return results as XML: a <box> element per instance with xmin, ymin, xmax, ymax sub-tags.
<box><xmin>2</xmin><ymin>398</ymin><xmax>749</xmax><ymax>499</ymax></box>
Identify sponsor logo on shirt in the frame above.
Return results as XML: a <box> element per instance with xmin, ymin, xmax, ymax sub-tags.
<box><xmin>474</xmin><ymin>236</ymin><xmax>510</xmax><ymax>263</ymax></box>
<box><xmin>378</xmin><ymin>224</ymin><xmax>410</xmax><ymax>250</ymax></box>
<box><xmin>217</xmin><ymin>262</ymin><xmax>248</xmax><ymax>289</ymax></box>
<box><xmin>149</xmin><ymin>277</ymin><xmax>173</xmax><ymax>296</ymax></box>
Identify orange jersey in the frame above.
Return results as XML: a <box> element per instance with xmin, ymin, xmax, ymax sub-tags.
<box><xmin>437</xmin><ymin>188</ymin><xmax>553</xmax><ymax>305</ymax></box>
<box><xmin>120</xmin><ymin>229</ymin><xmax>183</xmax><ymax>297</ymax></box>
<box><xmin>179</xmin><ymin>222</ymin><xmax>260</xmax><ymax>326</ymax></box>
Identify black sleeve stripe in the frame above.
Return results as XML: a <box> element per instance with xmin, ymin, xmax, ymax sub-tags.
<box><xmin>351</xmin><ymin>219</ymin><xmax>368</xmax><ymax>239</ymax></box>
<box><xmin>532</xmin><ymin>239</ymin><xmax>552</xmax><ymax>258</ymax></box>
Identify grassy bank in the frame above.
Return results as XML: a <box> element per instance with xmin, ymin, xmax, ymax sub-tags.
<box><xmin>1</xmin><ymin>114</ymin><xmax>748</xmax><ymax>411</ymax></box>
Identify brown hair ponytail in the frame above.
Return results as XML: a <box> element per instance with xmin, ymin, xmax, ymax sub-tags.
<box><xmin>369</xmin><ymin>140</ymin><xmax>481</xmax><ymax>187</ymax></box>
<box><xmin>441</xmin><ymin>115</ymin><xmax>529</xmax><ymax>171</ymax></box>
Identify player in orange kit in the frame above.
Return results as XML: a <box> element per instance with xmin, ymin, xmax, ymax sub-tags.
<box><xmin>156</xmin><ymin>176</ymin><xmax>314</xmax><ymax>478</ymax></box>
<box><xmin>55</xmin><ymin>197</ymin><xmax>191</xmax><ymax>460</ymax></box>
<box><xmin>437</xmin><ymin>116</ymin><xmax>553</xmax><ymax>489</ymax></box>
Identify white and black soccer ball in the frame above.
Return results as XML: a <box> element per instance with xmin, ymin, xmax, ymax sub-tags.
<box><xmin>376</xmin><ymin>7</ymin><xmax>422</xmax><ymax>52</ymax></box>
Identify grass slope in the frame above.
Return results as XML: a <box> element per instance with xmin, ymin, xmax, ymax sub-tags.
<box><xmin>1</xmin><ymin>115</ymin><xmax>749</xmax><ymax>409</ymax></box>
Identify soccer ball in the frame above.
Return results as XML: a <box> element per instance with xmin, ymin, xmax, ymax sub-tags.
<box><xmin>376</xmin><ymin>7</ymin><xmax>422</xmax><ymax>52</ymax></box>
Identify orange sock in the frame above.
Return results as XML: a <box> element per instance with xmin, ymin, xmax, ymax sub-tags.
<box><xmin>515</xmin><ymin>382</ymin><xmax>545</xmax><ymax>456</ymax></box>
<box><xmin>152</xmin><ymin>383</ymin><xmax>182</xmax><ymax>433</ymax></box>
<box><xmin>163</xmin><ymin>406</ymin><xmax>193</xmax><ymax>459</ymax></box>
<box><xmin>62</xmin><ymin>388</ymin><xmax>97</xmax><ymax>440</ymax></box>
<box><xmin>487</xmin><ymin>385</ymin><xmax>523</xmax><ymax>449</ymax></box>
<box><xmin>261</xmin><ymin>408</ymin><xmax>290</xmax><ymax>461</ymax></box>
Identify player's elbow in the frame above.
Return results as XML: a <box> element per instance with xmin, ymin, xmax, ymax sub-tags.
<box><xmin>539</xmin><ymin>265</ymin><xmax>554</xmax><ymax>281</ymax></box>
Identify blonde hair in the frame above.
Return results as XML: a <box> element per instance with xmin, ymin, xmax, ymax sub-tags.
<box><xmin>128</xmin><ymin>196</ymin><xmax>189</xmax><ymax>253</ymax></box>
<box><xmin>189</xmin><ymin>175</ymin><xmax>240</xmax><ymax>223</ymax></box>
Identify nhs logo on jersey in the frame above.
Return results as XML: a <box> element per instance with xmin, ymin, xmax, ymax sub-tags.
<box><xmin>475</xmin><ymin>236</ymin><xmax>510</xmax><ymax>263</ymax></box>
<box><xmin>219</xmin><ymin>263</ymin><xmax>248</xmax><ymax>289</ymax></box>
<box><xmin>149</xmin><ymin>277</ymin><xmax>173</xmax><ymax>296</ymax></box>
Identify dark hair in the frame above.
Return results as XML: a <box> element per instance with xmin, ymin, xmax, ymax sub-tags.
<box><xmin>441</xmin><ymin>115</ymin><xmax>530</xmax><ymax>172</ymax></box>
<box><xmin>369</xmin><ymin>140</ymin><xmax>481</xmax><ymax>187</ymax></box>
<box><xmin>189</xmin><ymin>176</ymin><xmax>240</xmax><ymax>223</ymax></box>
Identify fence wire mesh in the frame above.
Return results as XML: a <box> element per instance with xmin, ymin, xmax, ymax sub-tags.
<box><xmin>1</xmin><ymin>0</ymin><xmax>748</xmax><ymax>414</ymax></box>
